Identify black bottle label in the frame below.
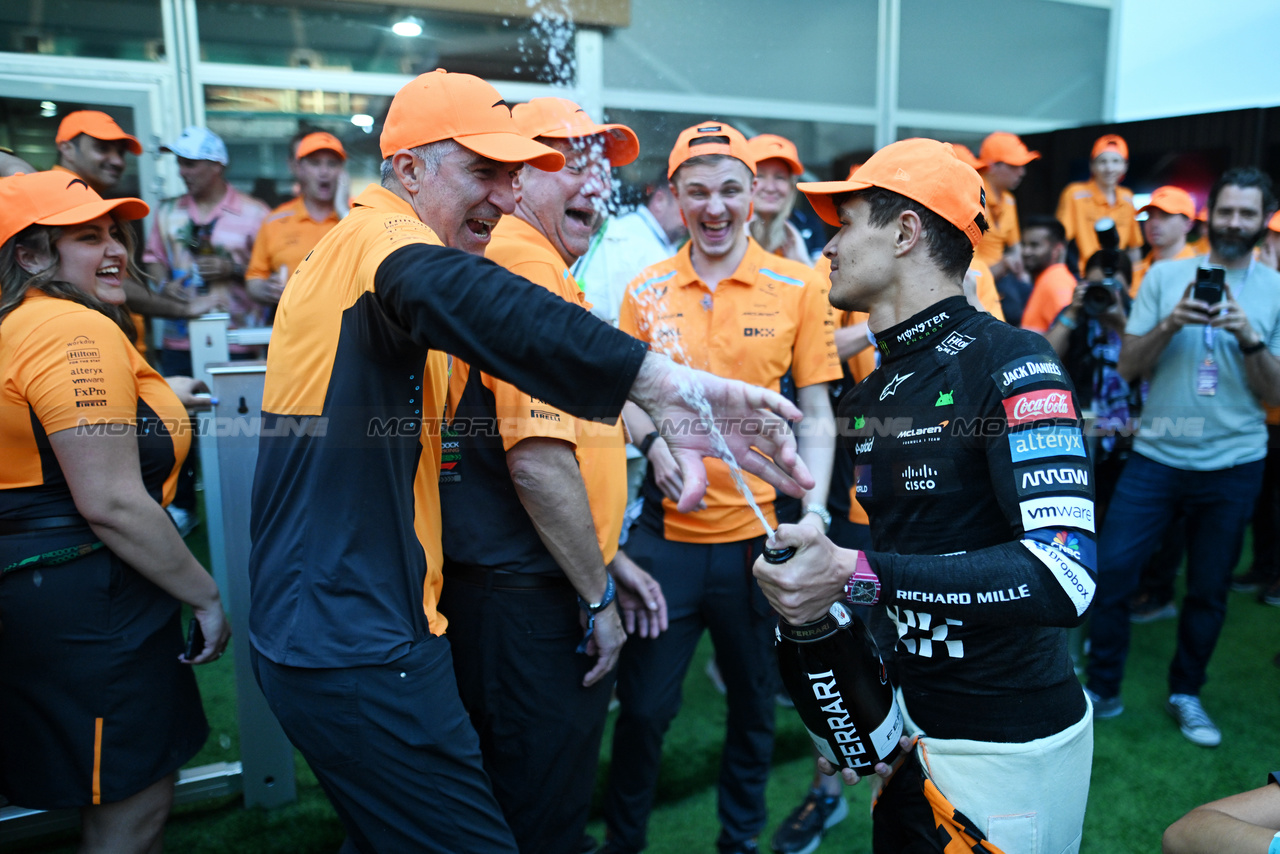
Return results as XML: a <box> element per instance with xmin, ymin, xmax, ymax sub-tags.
<box><xmin>776</xmin><ymin>603</ymin><xmax>904</xmax><ymax>773</ymax></box>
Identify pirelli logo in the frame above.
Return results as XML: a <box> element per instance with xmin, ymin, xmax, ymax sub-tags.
<box><xmin>530</xmin><ymin>409</ymin><xmax>561</xmax><ymax>421</ymax></box>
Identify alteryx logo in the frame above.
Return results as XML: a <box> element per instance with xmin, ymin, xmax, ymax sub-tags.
<box><xmin>1008</xmin><ymin>425</ymin><xmax>1087</xmax><ymax>463</ymax></box>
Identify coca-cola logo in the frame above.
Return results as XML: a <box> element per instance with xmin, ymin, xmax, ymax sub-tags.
<box><xmin>1003</xmin><ymin>389</ymin><xmax>1077</xmax><ymax>427</ymax></box>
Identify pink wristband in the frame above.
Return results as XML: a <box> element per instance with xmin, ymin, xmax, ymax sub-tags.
<box><xmin>844</xmin><ymin>551</ymin><xmax>880</xmax><ymax>605</ymax></box>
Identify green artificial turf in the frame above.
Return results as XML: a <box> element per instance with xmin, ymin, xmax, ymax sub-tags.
<box><xmin>12</xmin><ymin>522</ymin><xmax>1280</xmax><ymax>853</ymax></box>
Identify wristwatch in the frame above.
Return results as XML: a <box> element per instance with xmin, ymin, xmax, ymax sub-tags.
<box><xmin>1241</xmin><ymin>339</ymin><xmax>1267</xmax><ymax>356</ymax></box>
<box><xmin>803</xmin><ymin>503</ymin><xmax>832</xmax><ymax>534</ymax></box>
<box><xmin>844</xmin><ymin>552</ymin><xmax>881</xmax><ymax>606</ymax></box>
<box><xmin>637</xmin><ymin>430</ymin><xmax>661</xmax><ymax>457</ymax></box>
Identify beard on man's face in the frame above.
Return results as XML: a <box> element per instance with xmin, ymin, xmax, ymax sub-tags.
<box><xmin>1209</xmin><ymin>223</ymin><xmax>1266</xmax><ymax>262</ymax></box>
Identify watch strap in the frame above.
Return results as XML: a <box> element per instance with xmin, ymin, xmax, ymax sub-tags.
<box><xmin>637</xmin><ymin>430</ymin><xmax>661</xmax><ymax>457</ymax></box>
<box><xmin>844</xmin><ymin>551</ymin><xmax>880</xmax><ymax>605</ymax></box>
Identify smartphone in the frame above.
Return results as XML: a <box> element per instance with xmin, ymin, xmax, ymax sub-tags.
<box><xmin>1193</xmin><ymin>266</ymin><xmax>1226</xmax><ymax>306</ymax></box>
<box><xmin>184</xmin><ymin>616</ymin><xmax>205</xmax><ymax>660</ymax></box>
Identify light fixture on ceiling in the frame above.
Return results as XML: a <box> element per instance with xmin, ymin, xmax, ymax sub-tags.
<box><xmin>392</xmin><ymin>16</ymin><xmax>423</xmax><ymax>38</ymax></box>
<box><xmin>40</xmin><ymin>100</ymin><xmax>57</xmax><ymax>117</ymax></box>
<box><xmin>351</xmin><ymin>114</ymin><xmax>374</xmax><ymax>133</ymax></box>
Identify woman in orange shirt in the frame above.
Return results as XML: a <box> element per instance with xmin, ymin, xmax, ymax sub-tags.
<box><xmin>0</xmin><ymin>171</ymin><xmax>229</xmax><ymax>852</ymax></box>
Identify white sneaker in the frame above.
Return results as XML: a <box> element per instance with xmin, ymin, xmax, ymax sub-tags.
<box><xmin>1166</xmin><ymin>694</ymin><xmax>1221</xmax><ymax>747</ymax></box>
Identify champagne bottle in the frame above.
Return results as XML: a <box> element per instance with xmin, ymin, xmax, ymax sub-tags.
<box><xmin>775</xmin><ymin>602</ymin><xmax>904</xmax><ymax>774</ymax></box>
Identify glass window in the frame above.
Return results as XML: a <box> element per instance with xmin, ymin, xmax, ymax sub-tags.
<box><xmin>196</xmin><ymin>1</ymin><xmax>575</xmax><ymax>82</ymax></box>
<box><xmin>0</xmin><ymin>0</ymin><xmax>163</xmax><ymax>61</ymax></box>
<box><xmin>899</xmin><ymin>0</ymin><xmax>1108</xmax><ymax>123</ymax></box>
<box><xmin>203</xmin><ymin>85</ymin><xmax>389</xmax><ymax>204</ymax></box>
<box><xmin>0</xmin><ymin>96</ymin><xmax>143</xmax><ymax>201</ymax></box>
<box><xmin>602</xmin><ymin>0</ymin><xmax>878</xmax><ymax>106</ymax></box>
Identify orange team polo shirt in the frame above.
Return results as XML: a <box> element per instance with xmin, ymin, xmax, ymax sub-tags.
<box><xmin>620</xmin><ymin>238</ymin><xmax>840</xmax><ymax>543</ymax></box>
<box><xmin>1131</xmin><ymin>245</ymin><xmax>1199</xmax><ymax>297</ymax></box>
<box><xmin>968</xmin><ymin>257</ymin><xmax>1007</xmax><ymax>321</ymax></box>
<box><xmin>975</xmin><ymin>178</ymin><xmax>1019</xmax><ymax>268</ymax></box>
<box><xmin>453</xmin><ymin>214</ymin><xmax>628</xmax><ymax>563</ymax></box>
<box><xmin>0</xmin><ymin>291</ymin><xmax>189</xmax><ymax>510</ymax></box>
<box><xmin>1020</xmin><ymin>262</ymin><xmax>1079</xmax><ymax>334</ymax></box>
<box><xmin>246</xmin><ymin>196</ymin><xmax>341</xmax><ymax>285</ymax></box>
<box><xmin>1056</xmin><ymin>179</ymin><xmax>1144</xmax><ymax>274</ymax></box>
<box><xmin>263</xmin><ymin>184</ymin><xmax>452</xmax><ymax>635</ymax></box>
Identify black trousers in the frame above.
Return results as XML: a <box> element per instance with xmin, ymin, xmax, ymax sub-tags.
<box><xmin>440</xmin><ymin>575</ymin><xmax>614</xmax><ymax>854</ymax></box>
<box><xmin>252</xmin><ymin>637</ymin><xmax>518</xmax><ymax>854</ymax></box>
<box><xmin>603</xmin><ymin>528</ymin><xmax>776</xmax><ymax>853</ymax></box>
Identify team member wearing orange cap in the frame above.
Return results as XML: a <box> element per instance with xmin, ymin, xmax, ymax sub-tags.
<box><xmin>748</xmin><ymin>133</ymin><xmax>814</xmax><ymax>265</ymax></box>
<box><xmin>1056</xmin><ymin>134</ymin><xmax>1144</xmax><ymax>273</ymax></box>
<box><xmin>0</xmin><ymin>172</ymin><xmax>230</xmax><ymax>852</ymax></box>
<box><xmin>53</xmin><ymin>110</ymin><xmax>142</xmax><ymax>195</ymax></box>
<box><xmin>247</xmin><ymin>71</ymin><xmax>813</xmax><ymax>853</ymax></box>
<box><xmin>1020</xmin><ymin>215</ymin><xmax>1080</xmax><ymax>335</ymax></box>
<box><xmin>245</xmin><ymin>131</ymin><xmax>347</xmax><ymax>310</ymax></box>
<box><xmin>756</xmin><ymin>138</ymin><xmax>1095</xmax><ymax>854</ymax></box>
<box><xmin>1258</xmin><ymin>210</ymin><xmax>1280</xmax><ymax>271</ymax></box>
<box><xmin>438</xmin><ymin>97</ymin><xmax>666</xmax><ymax>854</ymax></box>
<box><xmin>976</xmin><ymin>131</ymin><xmax>1039</xmax><ymax>281</ymax></box>
<box><xmin>602</xmin><ymin>121</ymin><xmax>839</xmax><ymax>854</ymax></box>
<box><xmin>1132</xmin><ymin>185</ymin><xmax>1199</xmax><ymax>294</ymax></box>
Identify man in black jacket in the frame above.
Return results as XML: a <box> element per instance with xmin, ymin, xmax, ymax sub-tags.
<box><xmin>756</xmin><ymin>138</ymin><xmax>1096</xmax><ymax>854</ymax></box>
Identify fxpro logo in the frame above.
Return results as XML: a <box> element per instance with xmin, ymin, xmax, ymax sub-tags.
<box><xmin>1014</xmin><ymin>462</ymin><xmax>1091</xmax><ymax>498</ymax></box>
<box><xmin>1019</xmin><ymin>496</ymin><xmax>1095</xmax><ymax>533</ymax></box>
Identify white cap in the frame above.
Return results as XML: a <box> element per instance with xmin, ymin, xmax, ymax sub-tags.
<box><xmin>160</xmin><ymin>126</ymin><xmax>228</xmax><ymax>165</ymax></box>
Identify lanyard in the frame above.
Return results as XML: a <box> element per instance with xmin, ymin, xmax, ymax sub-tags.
<box><xmin>1204</xmin><ymin>260</ymin><xmax>1254</xmax><ymax>351</ymax></box>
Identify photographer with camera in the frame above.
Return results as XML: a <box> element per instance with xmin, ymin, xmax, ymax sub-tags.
<box><xmin>1045</xmin><ymin>246</ymin><xmax>1138</xmax><ymax>513</ymax></box>
<box><xmin>1084</xmin><ymin>167</ymin><xmax>1280</xmax><ymax>746</ymax></box>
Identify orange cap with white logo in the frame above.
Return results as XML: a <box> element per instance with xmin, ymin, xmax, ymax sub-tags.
<box><xmin>0</xmin><ymin>170</ymin><xmax>149</xmax><ymax>248</ymax></box>
<box><xmin>798</xmin><ymin>138</ymin><xmax>987</xmax><ymax>247</ymax></box>
<box><xmin>1139</xmin><ymin>186</ymin><xmax>1196</xmax><ymax>220</ymax></box>
<box><xmin>747</xmin><ymin>134</ymin><xmax>803</xmax><ymax>176</ymax></box>
<box><xmin>668</xmin><ymin>121</ymin><xmax>755</xmax><ymax>179</ymax></box>
<box><xmin>380</xmin><ymin>69</ymin><xmax>564</xmax><ymax>172</ymax></box>
<box><xmin>511</xmin><ymin>97</ymin><xmax>639</xmax><ymax>167</ymax></box>
<box><xmin>55</xmin><ymin>111</ymin><xmax>143</xmax><ymax>156</ymax></box>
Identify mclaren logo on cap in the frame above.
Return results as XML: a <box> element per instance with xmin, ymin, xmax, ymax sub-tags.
<box><xmin>66</xmin><ymin>178</ymin><xmax>90</xmax><ymax>191</ymax></box>
<box><xmin>697</xmin><ymin>125</ymin><xmax>723</xmax><ymax>133</ymax></box>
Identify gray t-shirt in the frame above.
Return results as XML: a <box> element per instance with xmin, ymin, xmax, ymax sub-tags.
<box><xmin>1127</xmin><ymin>255</ymin><xmax>1280</xmax><ymax>471</ymax></box>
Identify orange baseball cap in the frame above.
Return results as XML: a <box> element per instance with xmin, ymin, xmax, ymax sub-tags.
<box><xmin>1269</xmin><ymin>210</ymin><xmax>1280</xmax><ymax>233</ymax></box>
<box><xmin>380</xmin><ymin>69</ymin><xmax>563</xmax><ymax>172</ymax></box>
<box><xmin>978</xmin><ymin>132</ymin><xmax>1039</xmax><ymax>167</ymax></box>
<box><xmin>798</xmin><ymin>138</ymin><xmax>987</xmax><ymax>247</ymax></box>
<box><xmin>748</xmin><ymin>134</ymin><xmax>803</xmax><ymax>176</ymax></box>
<box><xmin>0</xmin><ymin>170</ymin><xmax>149</xmax><ymax>248</ymax></box>
<box><xmin>296</xmin><ymin>132</ymin><xmax>346</xmax><ymax>161</ymax></box>
<box><xmin>55</xmin><ymin>110</ymin><xmax>142</xmax><ymax>156</ymax></box>
<box><xmin>950</xmin><ymin>144</ymin><xmax>985</xmax><ymax>171</ymax></box>
<box><xmin>1139</xmin><ymin>186</ymin><xmax>1196</xmax><ymax>220</ymax></box>
<box><xmin>668</xmin><ymin>121</ymin><xmax>755</xmax><ymax>179</ymax></box>
<box><xmin>511</xmin><ymin>97</ymin><xmax>639</xmax><ymax>167</ymax></box>
<box><xmin>1092</xmin><ymin>134</ymin><xmax>1128</xmax><ymax>160</ymax></box>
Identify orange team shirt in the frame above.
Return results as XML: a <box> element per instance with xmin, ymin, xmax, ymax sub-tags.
<box><xmin>620</xmin><ymin>238</ymin><xmax>841</xmax><ymax>542</ymax></box>
<box><xmin>831</xmin><ymin>304</ymin><xmax>875</xmax><ymax>526</ymax></box>
<box><xmin>0</xmin><ymin>291</ymin><xmax>189</xmax><ymax>512</ymax></box>
<box><xmin>1131</xmin><ymin>245</ymin><xmax>1199</xmax><ymax>296</ymax></box>
<box><xmin>1056</xmin><ymin>179</ymin><xmax>1144</xmax><ymax>274</ymax></box>
<box><xmin>246</xmin><ymin>196</ymin><xmax>341</xmax><ymax>286</ymax></box>
<box><xmin>975</xmin><ymin>177</ymin><xmax>1019</xmax><ymax>268</ymax></box>
<box><xmin>1020</xmin><ymin>262</ymin><xmax>1079</xmax><ymax>334</ymax></box>
<box><xmin>452</xmin><ymin>215</ymin><xmax>627</xmax><ymax>563</ymax></box>
<box><xmin>968</xmin><ymin>257</ymin><xmax>1007</xmax><ymax>321</ymax></box>
<box><xmin>263</xmin><ymin>185</ymin><xmax>451</xmax><ymax>635</ymax></box>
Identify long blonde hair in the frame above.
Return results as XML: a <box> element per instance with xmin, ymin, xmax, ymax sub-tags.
<box><xmin>0</xmin><ymin>218</ymin><xmax>146</xmax><ymax>341</ymax></box>
<box><xmin>749</xmin><ymin>176</ymin><xmax>799</xmax><ymax>254</ymax></box>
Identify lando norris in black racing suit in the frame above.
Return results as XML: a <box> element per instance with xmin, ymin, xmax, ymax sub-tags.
<box><xmin>755</xmin><ymin>139</ymin><xmax>1096</xmax><ymax>854</ymax></box>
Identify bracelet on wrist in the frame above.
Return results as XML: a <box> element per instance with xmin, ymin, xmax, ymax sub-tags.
<box><xmin>803</xmin><ymin>503</ymin><xmax>831</xmax><ymax>534</ymax></box>
<box><xmin>576</xmin><ymin>574</ymin><xmax>616</xmax><ymax>654</ymax></box>
<box><xmin>637</xmin><ymin>430</ymin><xmax>661</xmax><ymax>458</ymax></box>
<box><xmin>1241</xmin><ymin>339</ymin><xmax>1267</xmax><ymax>356</ymax></box>
<box><xmin>1057</xmin><ymin>313</ymin><xmax>1079</xmax><ymax>331</ymax></box>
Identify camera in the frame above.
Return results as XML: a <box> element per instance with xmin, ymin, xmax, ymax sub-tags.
<box><xmin>1081</xmin><ymin>218</ymin><xmax>1122</xmax><ymax>317</ymax></box>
